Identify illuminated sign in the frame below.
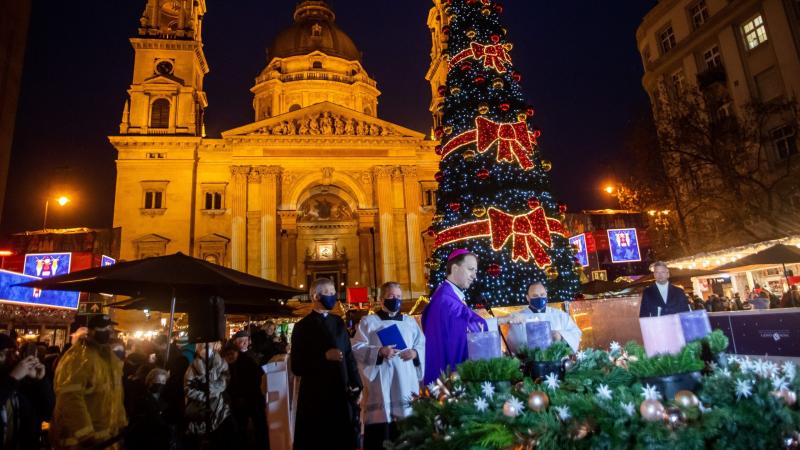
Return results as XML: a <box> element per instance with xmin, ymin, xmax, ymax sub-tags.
<box><xmin>569</xmin><ymin>234</ymin><xmax>589</xmax><ymax>267</ymax></box>
<box><xmin>0</xmin><ymin>269</ymin><xmax>80</xmax><ymax>309</ymax></box>
<box><xmin>607</xmin><ymin>228</ymin><xmax>642</xmax><ymax>263</ymax></box>
<box><xmin>101</xmin><ymin>255</ymin><xmax>116</xmax><ymax>267</ymax></box>
<box><xmin>23</xmin><ymin>252</ymin><xmax>72</xmax><ymax>278</ymax></box>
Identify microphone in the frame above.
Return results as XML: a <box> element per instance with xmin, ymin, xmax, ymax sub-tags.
<box><xmin>480</xmin><ymin>295</ymin><xmax>511</xmax><ymax>355</ymax></box>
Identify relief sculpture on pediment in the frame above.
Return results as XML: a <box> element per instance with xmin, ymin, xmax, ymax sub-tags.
<box><xmin>261</xmin><ymin>112</ymin><xmax>397</xmax><ymax>137</ymax></box>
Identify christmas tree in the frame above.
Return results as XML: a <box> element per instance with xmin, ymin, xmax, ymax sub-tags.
<box><xmin>428</xmin><ymin>0</ymin><xmax>580</xmax><ymax>306</ymax></box>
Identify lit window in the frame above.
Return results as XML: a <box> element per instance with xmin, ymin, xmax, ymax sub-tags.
<box><xmin>689</xmin><ymin>1</ymin><xmax>709</xmax><ymax>30</ymax></box>
<box><xmin>742</xmin><ymin>14</ymin><xmax>768</xmax><ymax>50</ymax></box>
<box><xmin>204</xmin><ymin>191</ymin><xmax>223</xmax><ymax>210</ymax></box>
<box><xmin>144</xmin><ymin>190</ymin><xmax>164</xmax><ymax>209</ymax></box>
<box><xmin>771</xmin><ymin>126</ymin><xmax>797</xmax><ymax>160</ymax></box>
<box><xmin>150</xmin><ymin>98</ymin><xmax>170</xmax><ymax>128</ymax></box>
<box><xmin>703</xmin><ymin>45</ymin><xmax>722</xmax><ymax>69</ymax></box>
<box><xmin>658</xmin><ymin>25</ymin><xmax>676</xmax><ymax>55</ymax></box>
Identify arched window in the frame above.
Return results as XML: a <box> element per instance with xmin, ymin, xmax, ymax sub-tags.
<box><xmin>289</xmin><ymin>104</ymin><xmax>301</xmax><ymax>112</ymax></box>
<box><xmin>312</xmin><ymin>61</ymin><xmax>323</xmax><ymax>69</ymax></box>
<box><xmin>150</xmin><ymin>98</ymin><xmax>170</xmax><ymax>128</ymax></box>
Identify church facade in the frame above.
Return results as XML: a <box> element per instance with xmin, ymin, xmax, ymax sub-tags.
<box><xmin>110</xmin><ymin>0</ymin><xmax>443</xmax><ymax>298</ymax></box>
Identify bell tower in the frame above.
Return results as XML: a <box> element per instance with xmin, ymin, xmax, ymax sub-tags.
<box><xmin>119</xmin><ymin>0</ymin><xmax>209</xmax><ymax>136</ymax></box>
<box><xmin>425</xmin><ymin>0</ymin><xmax>448</xmax><ymax>137</ymax></box>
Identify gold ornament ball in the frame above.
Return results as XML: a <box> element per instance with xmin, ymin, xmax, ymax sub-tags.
<box><xmin>478</xmin><ymin>103</ymin><xmax>490</xmax><ymax>114</ymax></box>
<box><xmin>663</xmin><ymin>406</ymin><xmax>686</xmax><ymax>428</ymax></box>
<box><xmin>503</xmin><ymin>42</ymin><xmax>514</xmax><ymax>51</ymax></box>
<box><xmin>540</xmin><ymin>160</ymin><xmax>553</xmax><ymax>172</ymax></box>
<box><xmin>517</xmin><ymin>112</ymin><xmax>528</xmax><ymax>122</ymax></box>
<box><xmin>463</xmin><ymin>150</ymin><xmax>476</xmax><ymax>162</ymax></box>
<box><xmin>674</xmin><ymin>390</ymin><xmax>699</xmax><ymax>409</ymax></box>
<box><xmin>443</xmin><ymin>126</ymin><xmax>453</xmax><ymax>135</ymax></box>
<box><xmin>640</xmin><ymin>399</ymin><xmax>665</xmax><ymax>422</ymax></box>
<box><xmin>527</xmin><ymin>391</ymin><xmax>550</xmax><ymax>412</ymax></box>
<box><xmin>481</xmin><ymin>7</ymin><xmax>492</xmax><ymax>16</ymax></box>
<box><xmin>570</xmin><ymin>420</ymin><xmax>591</xmax><ymax>441</ymax></box>
<box><xmin>773</xmin><ymin>389</ymin><xmax>797</xmax><ymax>406</ymax></box>
<box><xmin>502</xmin><ymin>399</ymin><xmax>522</xmax><ymax>417</ymax></box>
<box><xmin>545</xmin><ymin>266</ymin><xmax>559</xmax><ymax>280</ymax></box>
<box><xmin>450</xmin><ymin>86</ymin><xmax>461</xmax><ymax>95</ymax></box>
<box><xmin>473</xmin><ymin>206</ymin><xmax>487</xmax><ymax>218</ymax></box>
<box><xmin>492</xmin><ymin>78</ymin><xmax>505</xmax><ymax>89</ymax></box>
<box><xmin>466</xmin><ymin>29</ymin><xmax>477</xmax><ymax>39</ymax></box>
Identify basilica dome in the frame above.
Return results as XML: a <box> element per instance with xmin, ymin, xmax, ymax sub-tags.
<box><xmin>268</xmin><ymin>1</ymin><xmax>361</xmax><ymax>62</ymax></box>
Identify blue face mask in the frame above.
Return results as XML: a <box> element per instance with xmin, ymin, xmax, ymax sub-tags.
<box><xmin>529</xmin><ymin>296</ymin><xmax>548</xmax><ymax>312</ymax></box>
<box><xmin>319</xmin><ymin>293</ymin><xmax>338</xmax><ymax>310</ymax></box>
<box><xmin>383</xmin><ymin>297</ymin><xmax>402</xmax><ymax>313</ymax></box>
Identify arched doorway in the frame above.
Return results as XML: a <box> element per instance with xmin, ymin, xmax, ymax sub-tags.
<box><xmin>296</xmin><ymin>187</ymin><xmax>361</xmax><ymax>298</ymax></box>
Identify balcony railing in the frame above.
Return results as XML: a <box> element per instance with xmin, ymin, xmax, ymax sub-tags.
<box><xmin>257</xmin><ymin>70</ymin><xmax>377</xmax><ymax>88</ymax></box>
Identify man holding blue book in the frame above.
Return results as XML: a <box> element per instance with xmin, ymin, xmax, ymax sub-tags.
<box><xmin>352</xmin><ymin>282</ymin><xmax>425</xmax><ymax>450</ymax></box>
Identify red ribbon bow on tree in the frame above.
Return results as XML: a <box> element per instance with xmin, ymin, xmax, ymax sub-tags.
<box><xmin>433</xmin><ymin>206</ymin><xmax>567</xmax><ymax>267</ymax></box>
<box><xmin>470</xmin><ymin>43</ymin><xmax>511</xmax><ymax>73</ymax></box>
<box><xmin>488</xmin><ymin>207</ymin><xmax>566</xmax><ymax>264</ymax></box>
<box><xmin>441</xmin><ymin>117</ymin><xmax>538</xmax><ymax>170</ymax></box>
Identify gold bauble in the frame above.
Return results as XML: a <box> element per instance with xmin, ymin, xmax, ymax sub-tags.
<box><xmin>527</xmin><ymin>391</ymin><xmax>549</xmax><ymax>412</ymax></box>
<box><xmin>502</xmin><ymin>399</ymin><xmax>522</xmax><ymax>417</ymax></box>
<box><xmin>492</xmin><ymin>78</ymin><xmax>505</xmax><ymax>89</ymax></box>
<box><xmin>772</xmin><ymin>389</ymin><xmax>798</xmax><ymax>406</ymax></box>
<box><xmin>444</xmin><ymin>126</ymin><xmax>453</xmax><ymax>135</ymax></box>
<box><xmin>466</xmin><ymin>29</ymin><xmax>477</xmax><ymax>39</ymax></box>
<box><xmin>450</xmin><ymin>86</ymin><xmax>461</xmax><ymax>95</ymax></box>
<box><xmin>640</xmin><ymin>399</ymin><xmax>665</xmax><ymax>422</ymax></box>
<box><xmin>481</xmin><ymin>7</ymin><xmax>492</xmax><ymax>16</ymax></box>
<box><xmin>463</xmin><ymin>150</ymin><xmax>476</xmax><ymax>162</ymax></box>
<box><xmin>473</xmin><ymin>206</ymin><xmax>487</xmax><ymax>218</ymax></box>
<box><xmin>540</xmin><ymin>160</ymin><xmax>553</xmax><ymax>172</ymax></box>
<box><xmin>673</xmin><ymin>390</ymin><xmax>699</xmax><ymax>409</ymax></box>
<box><xmin>517</xmin><ymin>113</ymin><xmax>528</xmax><ymax>122</ymax></box>
<box><xmin>545</xmin><ymin>266</ymin><xmax>559</xmax><ymax>280</ymax></box>
<box><xmin>503</xmin><ymin>42</ymin><xmax>514</xmax><ymax>51</ymax></box>
<box><xmin>478</xmin><ymin>102</ymin><xmax>490</xmax><ymax>114</ymax></box>
<box><xmin>570</xmin><ymin>420</ymin><xmax>591</xmax><ymax>440</ymax></box>
<box><xmin>663</xmin><ymin>406</ymin><xmax>686</xmax><ymax>429</ymax></box>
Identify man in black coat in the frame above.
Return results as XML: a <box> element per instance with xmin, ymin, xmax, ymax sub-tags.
<box><xmin>639</xmin><ymin>261</ymin><xmax>691</xmax><ymax>317</ymax></box>
<box><xmin>291</xmin><ymin>278</ymin><xmax>362</xmax><ymax>450</ymax></box>
<box><xmin>228</xmin><ymin>329</ymin><xmax>269</xmax><ymax>449</ymax></box>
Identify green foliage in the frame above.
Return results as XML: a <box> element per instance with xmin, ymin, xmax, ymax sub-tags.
<box><xmin>457</xmin><ymin>357</ymin><xmax>522</xmax><ymax>383</ymax></box>
<box><xmin>704</xmin><ymin>330</ymin><xmax>729</xmax><ymax>355</ymax></box>
<box><xmin>628</xmin><ymin>342</ymin><xmax>705</xmax><ymax>378</ymax></box>
<box><xmin>516</xmin><ymin>341</ymin><xmax>573</xmax><ymax>362</ymax></box>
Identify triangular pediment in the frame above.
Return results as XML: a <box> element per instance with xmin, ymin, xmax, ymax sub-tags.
<box><xmin>132</xmin><ymin>233</ymin><xmax>171</xmax><ymax>244</ymax></box>
<box><xmin>221</xmin><ymin>102</ymin><xmax>425</xmax><ymax>139</ymax></box>
<box><xmin>142</xmin><ymin>73</ymin><xmax>185</xmax><ymax>86</ymax></box>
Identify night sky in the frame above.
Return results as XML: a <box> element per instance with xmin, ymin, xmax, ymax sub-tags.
<box><xmin>2</xmin><ymin>0</ymin><xmax>657</xmax><ymax>235</ymax></box>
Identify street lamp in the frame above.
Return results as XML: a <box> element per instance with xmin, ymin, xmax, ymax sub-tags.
<box><xmin>43</xmin><ymin>196</ymin><xmax>70</xmax><ymax>230</ymax></box>
<box><xmin>603</xmin><ymin>185</ymin><xmax>615</xmax><ymax>195</ymax></box>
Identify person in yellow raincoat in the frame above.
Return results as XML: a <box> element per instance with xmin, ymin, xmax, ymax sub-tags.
<box><xmin>51</xmin><ymin>315</ymin><xmax>127</xmax><ymax>449</ymax></box>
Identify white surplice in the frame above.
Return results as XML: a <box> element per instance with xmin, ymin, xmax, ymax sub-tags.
<box><xmin>352</xmin><ymin>313</ymin><xmax>425</xmax><ymax>425</ymax></box>
<box><xmin>505</xmin><ymin>306</ymin><xmax>582</xmax><ymax>354</ymax></box>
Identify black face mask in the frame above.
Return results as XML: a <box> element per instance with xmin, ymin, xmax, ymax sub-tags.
<box><xmin>113</xmin><ymin>349</ymin><xmax>126</xmax><ymax>360</ymax></box>
<box><xmin>383</xmin><ymin>297</ymin><xmax>402</xmax><ymax>313</ymax></box>
<box><xmin>148</xmin><ymin>383</ymin><xmax>165</xmax><ymax>395</ymax></box>
<box><xmin>93</xmin><ymin>330</ymin><xmax>111</xmax><ymax>345</ymax></box>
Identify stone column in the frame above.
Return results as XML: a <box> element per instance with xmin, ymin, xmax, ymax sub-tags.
<box><xmin>257</xmin><ymin>166</ymin><xmax>281</xmax><ymax>281</ymax></box>
<box><xmin>401</xmin><ymin>166</ymin><xmax>426</xmax><ymax>298</ymax></box>
<box><xmin>230</xmin><ymin>166</ymin><xmax>250</xmax><ymax>271</ymax></box>
<box><xmin>373</xmin><ymin>166</ymin><xmax>396</xmax><ymax>282</ymax></box>
<box><xmin>279</xmin><ymin>211</ymin><xmax>299</xmax><ymax>288</ymax></box>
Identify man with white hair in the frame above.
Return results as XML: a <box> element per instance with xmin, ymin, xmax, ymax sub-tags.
<box><xmin>291</xmin><ymin>278</ymin><xmax>362</xmax><ymax>450</ymax></box>
<box><xmin>352</xmin><ymin>282</ymin><xmax>425</xmax><ymax>450</ymax></box>
<box><xmin>639</xmin><ymin>261</ymin><xmax>690</xmax><ymax>317</ymax></box>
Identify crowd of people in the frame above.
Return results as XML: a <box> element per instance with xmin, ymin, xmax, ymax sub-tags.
<box><xmin>0</xmin><ymin>314</ymin><xmax>287</xmax><ymax>450</ymax></box>
<box><xmin>690</xmin><ymin>284</ymin><xmax>800</xmax><ymax>312</ymax></box>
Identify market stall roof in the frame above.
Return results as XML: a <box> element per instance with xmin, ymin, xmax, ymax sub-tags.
<box><xmin>712</xmin><ymin>244</ymin><xmax>800</xmax><ymax>272</ymax></box>
<box><xmin>625</xmin><ymin>268</ymin><xmax>716</xmax><ymax>288</ymax></box>
<box><xmin>108</xmin><ymin>295</ymin><xmax>295</xmax><ymax>317</ymax></box>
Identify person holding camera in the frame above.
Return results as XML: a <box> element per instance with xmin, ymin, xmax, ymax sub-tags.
<box><xmin>0</xmin><ymin>333</ymin><xmax>54</xmax><ymax>450</ymax></box>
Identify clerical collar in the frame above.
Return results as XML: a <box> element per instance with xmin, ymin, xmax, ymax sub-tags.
<box><xmin>445</xmin><ymin>280</ymin><xmax>466</xmax><ymax>301</ymax></box>
<box><xmin>528</xmin><ymin>306</ymin><xmax>547</xmax><ymax>315</ymax></box>
<box><xmin>377</xmin><ymin>310</ymin><xmax>403</xmax><ymax>321</ymax></box>
<box><xmin>313</xmin><ymin>309</ymin><xmax>329</xmax><ymax>317</ymax></box>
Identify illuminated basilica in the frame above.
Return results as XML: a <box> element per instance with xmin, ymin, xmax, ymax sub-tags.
<box><xmin>111</xmin><ymin>0</ymin><xmax>451</xmax><ymax>298</ymax></box>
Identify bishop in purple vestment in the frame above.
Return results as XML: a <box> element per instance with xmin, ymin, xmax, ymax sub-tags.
<box><xmin>422</xmin><ymin>250</ymin><xmax>487</xmax><ymax>384</ymax></box>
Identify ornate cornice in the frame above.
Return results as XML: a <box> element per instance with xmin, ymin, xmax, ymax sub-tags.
<box><xmin>230</xmin><ymin>165</ymin><xmax>251</xmax><ymax>178</ymax></box>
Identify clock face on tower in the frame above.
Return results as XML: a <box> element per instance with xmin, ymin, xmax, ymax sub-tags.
<box><xmin>156</xmin><ymin>61</ymin><xmax>174</xmax><ymax>76</ymax></box>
